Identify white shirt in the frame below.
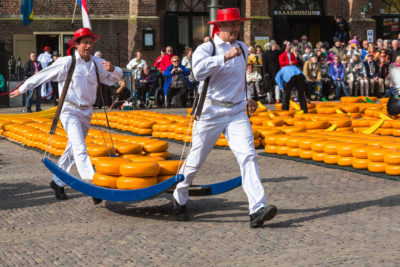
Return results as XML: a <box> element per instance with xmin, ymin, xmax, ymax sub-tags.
<box><xmin>192</xmin><ymin>34</ymin><xmax>249</xmax><ymax>103</ymax></box>
<box><xmin>19</xmin><ymin>53</ymin><xmax>122</xmax><ymax>107</ymax></box>
<box><xmin>37</xmin><ymin>51</ymin><xmax>53</xmax><ymax>69</ymax></box>
<box><xmin>126</xmin><ymin>58</ymin><xmax>147</xmax><ymax>79</ymax></box>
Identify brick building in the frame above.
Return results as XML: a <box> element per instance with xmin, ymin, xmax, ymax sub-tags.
<box><xmin>0</xmin><ymin>0</ymin><xmax>399</xmax><ymax>80</ymax></box>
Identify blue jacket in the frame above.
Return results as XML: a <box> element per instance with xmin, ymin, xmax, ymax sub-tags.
<box><xmin>163</xmin><ymin>64</ymin><xmax>192</xmax><ymax>95</ymax></box>
<box><xmin>275</xmin><ymin>65</ymin><xmax>304</xmax><ymax>90</ymax></box>
<box><xmin>329</xmin><ymin>63</ymin><xmax>345</xmax><ymax>81</ymax></box>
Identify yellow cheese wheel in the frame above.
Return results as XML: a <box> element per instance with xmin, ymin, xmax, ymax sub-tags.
<box><xmin>299</xmin><ymin>149</ymin><xmax>313</xmax><ymax>159</ymax></box>
<box><xmin>352</xmin><ymin>146</ymin><xmax>377</xmax><ymax>159</ymax></box>
<box><xmin>87</xmin><ymin>145</ymin><xmax>109</xmax><ymax>157</ymax></box>
<box><xmin>324</xmin><ymin>154</ymin><xmax>338</xmax><ymax>165</ymax></box>
<box><xmin>264</xmin><ymin>135</ymin><xmax>282</xmax><ymax>146</ymax></box>
<box><xmin>117</xmin><ymin>177</ymin><xmax>158</xmax><ymax>189</ymax></box>
<box><xmin>128</xmin><ymin>156</ymin><xmax>164</xmax><ymax>162</ymax></box>
<box><xmin>352</xmin><ymin>158</ymin><xmax>369</xmax><ymax>169</ymax></box>
<box><xmin>328</xmin><ymin>119</ymin><xmax>351</xmax><ymax>128</ymax></box>
<box><xmin>157</xmin><ymin>175</ymin><xmax>173</xmax><ymax>183</ymax></box>
<box><xmin>385</xmin><ymin>164</ymin><xmax>400</xmax><ymax>175</ymax></box>
<box><xmin>148</xmin><ymin>151</ymin><xmax>170</xmax><ymax>159</ymax></box>
<box><xmin>157</xmin><ymin>160</ymin><xmax>183</xmax><ymax>175</ymax></box>
<box><xmin>287</xmin><ymin>148</ymin><xmax>300</xmax><ymax>157</ymax></box>
<box><xmin>276</xmin><ymin>146</ymin><xmax>289</xmax><ymax>155</ymax></box>
<box><xmin>286</xmin><ymin>137</ymin><xmax>302</xmax><ymax>148</ymax></box>
<box><xmin>275</xmin><ymin>136</ymin><xmax>290</xmax><ymax>146</ymax></box>
<box><xmin>265</xmin><ymin>145</ymin><xmax>277</xmax><ymax>154</ymax></box>
<box><xmin>367</xmin><ymin>148</ymin><xmax>396</xmax><ymax>162</ymax></box>
<box><xmin>254</xmin><ymin>139</ymin><xmax>261</xmax><ymax>148</ymax></box>
<box><xmin>391</xmin><ymin>120</ymin><xmax>400</xmax><ymax>129</ymax></box>
<box><xmin>93</xmin><ymin>173</ymin><xmax>118</xmax><ymax>188</ymax></box>
<box><xmin>115</xmin><ymin>143</ymin><xmax>142</xmax><ymax>155</ymax></box>
<box><xmin>142</xmin><ymin>141</ymin><xmax>168</xmax><ymax>153</ymax></box>
<box><xmin>384</xmin><ymin>152</ymin><xmax>400</xmax><ymax>165</ymax></box>
<box><xmin>337</xmin><ymin>156</ymin><xmax>353</xmax><ymax>166</ymax></box>
<box><xmin>298</xmin><ymin>138</ymin><xmax>323</xmax><ymax>150</ymax></box>
<box><xmin>312</xmin><ymin>152</ymin><xmax>325</xmax><ymax>162</ymax></box>
<box><xmin>137</xmin><ymin>128</ymin><xmax>153</xmax><ymax>135</ymax></box>
<box><xmin>95</xmin><ymin>157</ymin><xmax>131</xmax><ymax>176</ymax></box>
<box><xmin>311</xmin><ymin>141</ymin><xmax>335</xmax><ymax>153</ymax></box>
<box><xmin>216</xmin><ymin>138</ymin><xmax>229</xmax><ymax>147</ymax></box>
<box><xmin>120</xmin><ymin>162</ymin><xmax>160</xmax><ymax>177</ymax></box>
<box><xmin>323</xmin><ymin>142</ymin><xmax>344</xmax><ymax>155</ymax></box>
<box><xmin>368</xmin><ymin>162</ymin><xmax>386</xmax><ymax>173</ymax></box>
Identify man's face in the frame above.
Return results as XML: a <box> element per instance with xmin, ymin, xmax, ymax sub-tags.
<box><xmin>172</xmin><ymin>57</ymin><xmax>179</xmax><ymax>67</ymax></box>
<box><xmin>393</xmin><ymin>41</ymin><xmax>399</xmax><ymax>50</ymax></box>
<box><xmin>363</xmin><ymin>41</ymin><xmax>368</xmax><ymax>49</ymax></box>
<box><xmin>367</xmin><ymin>56</ymin><xmax>373</xmax><ymax>62</ymax></box>
<box><xmin>29</xmin><ymin>53</ymin><xmax>36</xmax><ymax>61</ymax></box>
<box><xmin>301</xmin><ymin>36</ymin><xmax>307</xmax><ymax>43</ymax></box>
<box><xmin>335</xmin><ymin>41</ymin><xmax>341</xmax><ymax>47</ymax></box>
<box><xmin>311</xmin><ymin>56</ymin><xmax>317</xmax><ymax>63</ymax></box>
<box><xmin>143</xmin><ymin>66</ymin><xmax>150</xmax><ymax>74</ymax></box>
<box><xmin>218</xmin><ymin>21</ymin><xmax>240</xmax><ymax>43</ymax></box>
<box><xmin>166</xmin><ymin>47</ymin><xmax>173</xmax><ymax>55</ymax></box>
<box><xmin>75</xmin><ymin>36</ymin><xmax>94</xmax><ymax>59</ymax></box>
<box><xmin>305</xmin><ymin>47</ymin><xmax>311</xmax><ymax>54</ymax></box>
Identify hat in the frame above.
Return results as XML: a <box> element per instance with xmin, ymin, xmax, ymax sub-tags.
<box><xmin>333</xmin><ymin>37</ymin><xmax>340</xmax><ymax>43</ymax></box>
<box><xmin>43</xmin><ymin>46</ymin><xmax>51</xmax><ymax>52</ymax></box>
<box><xmin>208</xmin><ymin>8</ymin><xmax>250</xmax><ymax>37</ymax></box>
<box><xmin>310</xmin><ymin>52</ymin><xmax>317</xmax><ymax>58</ymax></box>
<box><xmin>68</xmin><ymin>28</ymin><xmax>100</xmax><ymax>46</ymax></box>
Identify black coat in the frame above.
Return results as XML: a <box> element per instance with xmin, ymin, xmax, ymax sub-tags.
<box><xmin>364</xmin><ymin>60</ymin><xmax>380</xmax><ymax>79</ymax></box>
<box><xmin>24</xmin><ymin>60</ymin><xmax>42</xmax><ymax>78</ymax></box>
<box><xmin>262</xmin><ymin>50</ymin><xmax>281</xmax><ymax>82</ymax></box>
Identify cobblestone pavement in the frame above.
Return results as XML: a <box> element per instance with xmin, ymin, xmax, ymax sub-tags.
<box><xmin>0</xmin><ymin>106</ymin><xmax>399</xmax><ymax>266</ymax></box>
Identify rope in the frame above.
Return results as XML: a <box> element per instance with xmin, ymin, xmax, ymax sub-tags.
<box><xmin>0</xmin><ymin>80</ymin><xmax>25</xmax><ymax>96</ymax></box>
<box><xmin>93</xmin><ymin>111</ymin><xmax>113</xmax><ymax>157</ymax></box>
<box><xmin>174</xmin><ymin>113</ymin><xmax>195</xmax><ymax>181</ymax></box>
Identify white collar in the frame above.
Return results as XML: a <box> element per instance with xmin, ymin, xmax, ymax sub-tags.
<box><xmin>214</xmin><ymin>34</ymin><xmax>237</xmax><ymax>46</ymax></box>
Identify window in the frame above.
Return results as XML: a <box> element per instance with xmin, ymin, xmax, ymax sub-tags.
<box><xmin>166</xmin><ymin>0</ymin><xmax>210</xmax><ymax>12</ymax></box>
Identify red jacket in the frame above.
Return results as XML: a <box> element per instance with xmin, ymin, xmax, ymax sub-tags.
<box><xmin>160</xmin><ymin>54</ymin><xmax>176</xmax><ymax>73</ymax></box>
<box><xmin>279</xmin><ymin>51</ymin><xmax>297</xmax><ymax>68</ymax></box>
<box><xmin>153</xmin><ymin>55</ymin><xmax>163</xmax><ymax>70</ymax></box>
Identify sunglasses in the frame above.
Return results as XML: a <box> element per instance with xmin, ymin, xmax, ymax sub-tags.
<box><xmin>172</xmin><ymin>60</ymin><xmax>179</xmax><ymax>62</ymax></box>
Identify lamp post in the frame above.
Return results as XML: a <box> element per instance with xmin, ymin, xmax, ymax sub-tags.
<box><xmin>208</xmin><ymin>0</ymin><xmax>219</xmax><ymax>36</ymax></box>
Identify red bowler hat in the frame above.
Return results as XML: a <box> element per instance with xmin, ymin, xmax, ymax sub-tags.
<box><xmin>207</xmin><ymin>8</ymin><xmax>250</xmax><ymax>25</ymax></box>
<box><xmin>43</xmin><ymin>46</ymin><xmax>51</xmax><ymax>52</ymax></box>
<box><xmin>68</xmin><ymin>28</ymin><xmax>100</xmax><ymax>46</ymax></box>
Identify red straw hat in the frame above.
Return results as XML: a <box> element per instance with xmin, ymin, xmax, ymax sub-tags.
<box><xmin>68</xmin><ymin>28</ymin><xmax>100</xmax><ymax>46</ymax></box>
<box><xmin>43</xmin><ymin>46</ymin><xmax>51</xmax><ymax>52</ymax></box>
<box><xmin>207</xmin><ymin>8</ymin><xmax>249</xmax><ymax>38</ymax></box>
<box><xmin>208</xmin><ymin>8</ymin><xmax>250</xmax><ymax>25</ymax></box>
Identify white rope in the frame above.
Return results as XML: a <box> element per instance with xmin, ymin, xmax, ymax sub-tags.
<box><xmin>93</xmin><ymin>111</ymin><xmax>113</xmax><ymax>157</ymax></box>
<box><xmin>71</xmin><ymin>0</ymin><xmax>78</xmax><ymax>25</ymax></box>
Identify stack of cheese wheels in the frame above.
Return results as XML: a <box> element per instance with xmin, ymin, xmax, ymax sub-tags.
<box><xmin>352</xmin><ymin>145</ymin><xmax>375</xmax><ymax>169</ymax></box>
<box><xmin>94</xmin><ymin>157</ymin><xmax>131</xmax><ymax>188</ymax></box>
<box><xmin>384</xmin><ymin>151</ymin><xmax>400</xmax><ymax>175</ymax></box>
<box><xmin>156</xmin><ymin>160</ymin><xmax>183</xmax><ymax>183</ymax></box>
<box><xmin>118</xmin><ymin>161</ymin><xmax>160</xmax><ymax>189</ymax></box>
<box><xmin>367</xmin><ymin>147</ymin><xmax>396</xmax><ymax>173</ymax></box>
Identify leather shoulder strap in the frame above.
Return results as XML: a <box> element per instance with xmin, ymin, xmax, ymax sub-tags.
<box><xmin>49</xmin><ymin>55</ymin><xmax>76</xmax><ymax>135</ymax></box>
<box><xmin>238</xmin><ymin>43</ymin><xmax>250</xmax><ymax>117</ymax></box>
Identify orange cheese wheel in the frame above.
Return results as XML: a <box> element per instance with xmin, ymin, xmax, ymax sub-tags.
<box><xmin>93</xmin><ymin>173</ymin><xmax>118</xmax><ymax>188</ymax></box>
<box><xmin>287</xmin><ymin>148</ymin><xmax>300</xmax><ymax>157</ymax></box>
<box><xmin>351</xmin><ymin>120</ymin><xmax>370</xmax><ymax>127</ymax></box>
<box><xmin>391</xmin><ymin>129</ymin><xmax>400</xmax><ymax>136</ymax></box>
<box><xmin>264</xmin><ymin>135</ymin><xmax>281</xmax><ymax>145</ymax></box>
<box><xmin>281</xmin><ymin>126</ymin><xmax>307</xmax><ymax>134</ymax></box>
<box><xmin>157</xmin><ymin>175</ymin><xmax>173</xmax><ymax>183</ymax></box>
<box><xmin>378</xmin><ymin>128</ymin><xmax>393</xmax><ymax>136</ymax></box>
<box><xmin>312</xmin><ymin>152</ymin><xmax>325</xmax><ymax>162</ymax></box>
<box><xmin>391</xmin><ymin>120</ymin><xmax>400</xmax><ymax>129</ymax></box>
<box><xmin>324</xmin><ymin>154</ymin><xmax>338</xmax><ymax>165</ymax></box>
<box><xmin>148</xmin><ymin>151</ymin><xmax>170</xmax><ymax>159</ymax></box>
<box><xmin>275</xmin><ymin>136</ymin><xmax>290</xmax><ymax>146</ymax></box>
<box><xmin>276</xmin><ymin>146</ymin><xmax>289</xmax><ymax>155</ymax></box>
<box><xmin>352</xmin><ymin>158</ymin><xmax>369</xmax><ymax>169</ymax></box>
<box><xmin>311</xmin><ymin>141</ymin><xmax>335</xmax><ymax>153</ymax></box>
<box><xmin>298</xmin><ymin>138</ymin><xmax>322</xmax><ymax>150</ymax></box>
<box><xmin>136</xmin><ymin>120</ymin><xmax>155</xmax><ymax>129</ymax></box>
<box><xmin>120</xmin><ymin>161</ymin><xmax>160</xmax><ymax>177</ymax></box>
<box><xmin>137</xmin><ymin>128</ymin><xmax>153</xmax><ymax>135</ymax></box>
<box><xmin>342</xmin><ymin>105</ymin><xmax>360</xmax><ymax>113</ymax></box>
<box><xmin>117</xmin><ymin>177</ymin><xmax>158</xmax><ymax>189</ymax></box>
<box><xmin>352</xmin><ymin>146</ymin><xmax>377</xmax><ymax>159</ymax></box>
<box><xmin>384</xmin><ymin>152</ymin><xmax>400</xmax><ymax>165</ymax></box>
<box><xmin>87</xmin><ymin>145</ymin><xmax>109</xmax><ymax>157</ymax></box>
<box><xmin>368</xmin><ymin>162</ymin><xmax>386</xmax><ymax>173</ymax></box>
<box><xmin>323</xmin><ymin>142</ymin><xmax>344</xmax><ymax>155</ymax></box>
<box><xmin>337</xmin><ymin>156</ymin><xmax>353</xmax><ymax>166</ymax></box>
<box><xmin>367</xmin><ymin>148</ymin><xmax>396</xmax><ymax>162</ymax></box>
<box><xmin>128</xmin><ymin>156</ymin><xmax>164</xmax><ymax>162</ymax></box>
<box><xmin>336</xmin><ymin>127</ymin><xmax>353</xmax><ymax>132</ymax></box>
<box><xmin>157</xmin><ymin>160</ymin><xmax>183</xmax><ymax>175</ymax></box>
<box><xmin>286</xmin><ymin>137</ymin><xmax>302</xmax><ymax>148</ymax></box>
<box><xmin>385</xmin><ymin>164</ymin><xmax>400</xmax><ymax>175</ymax></box>
<box><xmin>115</xmin><ymin>143</ymin><xmax>142</xmax><ymax>155</ymax></box>
<box><xmin>257</xmin><ymin>129</ymin><xmax>283</xmax><ymax>137</ymax></box>
<box><xmin>95</xmin><ymin>157</ymin><xmax>131</xmax><ymax>176</ymax></box>
<box><xmin>265</xmin><ymin>145</ymin><xmax>277</xmax><ymax>154</ymax></box>
<box><xmin>349</xmin><ymin>113</ymin><xmax>362</xmax><ymax>119</ymax></box>
<box><xmin>328</xmin><ymin>119</ymin><xmax>351</xmax><ymax>128</ymax></box>
<box><xmin>299</xmin><ymin>149</ymin><xmax>313</xmax><ymax>159</ymax></box>
<box><xmin>142</xmin><ymin>140</ymin><xmax>168</xmax><ymax>153</ymax></box>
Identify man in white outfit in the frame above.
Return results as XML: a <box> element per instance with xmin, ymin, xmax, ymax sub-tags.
<box><xmin>37</xmin><ymin>46</ymin><xmax>54</xmax><ymax>100</ymax></box>
<box><xmin>10</xmin><ymin>28</ymin><xmax>122</xmax><ymax>201</ymax></box>
<box><xmin>172</xmin><ymin>8</ymin><xmax>277</xmax><ymax>228</ymax></box>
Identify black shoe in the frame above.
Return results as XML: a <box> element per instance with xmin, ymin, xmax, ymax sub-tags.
<box><xmin>250</xmin><ymin>205</ymin><xmax>277</xmax><ymax>228</ymax></box>
<box><xmin>173</xmin><ymin>198</ymin><xmax>189</xmax><ymax>221</ymax></box>
<box><xmin>92</xmin><ymin>197</ymin><xmax>103</xmax><ymax>205</ymax></box>
<box><xmin>50</xmin><ymin>181</ymin><xmax>68</xmax><ymax>200</ymax></box>
<box><xmin>26</xmin><ymin>108</ymin><xmax>32</xmax><ymax>113</ymax></box>
<box><xmin>36</xmin><ymin>108</ymin><xmax>42</xmax><ymax>112</ymax></box>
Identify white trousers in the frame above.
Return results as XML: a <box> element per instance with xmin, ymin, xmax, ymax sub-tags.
<box><xmin>41</xmin><ymin>82</ymin><xmax>52</xmax><ymax>100</ymax></box>
<box><xmin>173</xmin><ymin>102</ymin><xmax>267</xmax><ymax>214</ymax></box>
<box><xmin>52</xmin><ymin>105</ymin><xmax>94</xmax><ymax>187</ymax></box>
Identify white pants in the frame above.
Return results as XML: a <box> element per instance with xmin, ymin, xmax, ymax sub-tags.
<box><xmin>173</xmin><ymin>102</ymin><xmax>267</xmax><ymax>214</ymax></box>
<box><xmin>52</xmin><ymin>105</ymin><xmax>94</xmax><ymax>187</ymax></box>
<box><xmin>41</xmin><ymin>82</ymin><xmax>52</xmax><ymax>100</ymax></box>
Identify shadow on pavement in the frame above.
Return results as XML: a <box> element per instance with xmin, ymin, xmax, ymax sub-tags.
<box><xmin>0</xmin><ymin>182</ymin><xmax>83</xmax><ymax>209</ymax></box>
<box><xmin>261</xmin><ymin>176</ymin><xmax>308</xmax><ymax>183</ymax></box>
<box><xmin>267</xmin><ymin>194</ymin><xmax>400</xmax><ymax>228</ymax></box>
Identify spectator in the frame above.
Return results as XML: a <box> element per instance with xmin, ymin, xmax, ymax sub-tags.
<box><xmin>37</xmin><ymin>46</ymin><xmax>53</xmax><ymax>101</ymax></box>
<box><xmin>315</xmin><ymin>41</ymin><xmax>324</xmax><ymax>50</ymax></box>
<box><xmin>0</xmin><ymin>73</ymin><xmax>4</xmax><ymax>92</ymax></box>
<box><xmin>136</xmin><ymin>65</ymin><xmax>157</xmax><ymax>108</ymax></box>
<box><xmin>298</xmin><ymin>35</ymin><xmax>313</xmax><ymax>55</ymax></box>
<box><xmin>181</xmin><ymin>47</ymin><xmax>195</xmax><ymax>85</ymax></box>
<box><xmin>334</xmin><ymin>13</ymin><xmax>350</xmax><ymax>43</ymax></box>
<box><xmin>359</xmin><ymin>40</ymin><xmax>368</xmax><ymax>61</ymax></box>
<box><xmin>246</xmin><ymin>63</ymin><xmax>262</xmax><ymax>99</ymax></box>
<box><xmin>377</xmin><ymin>51</ymin><xmax>391</xmax><ymax>93</ymax></box>
<box><xmin>383</xmin><ymin>40</ymin><xmax>391</xmax><ymax>51</ymax></box>
<box><xmin>366</xmin><ymin>42</ymin><xmax>378</xmax><ymax>61</ymax></box>
<box><xmin>291</xmin><ymin>46</ymin><xmax>304</xmax><ymax>69</ymax></box>
<box><xmin>365</xmin><ymin>53</ymin><xmax>383</xmax><ymax>96</ymax></box>
<box><xmin>330</xmin><ymin>37</ymin><xmax>346</xmax><ymax>60</ymax></box>
<box><xmin>153</xmin><ymin>47</ymin><xmax>166</xmax><ymax>71</ymax></box>
<box><xmin>163</xmin><ymin>55</ymin><xmax>192</xmax><ymax>108</ymax></box>
<box><xmin>349</xmin><ymin>54</ymin><xmax>368</xmax><ymax>96</ymax></box>
<box><xmin>314</xmin><ymin>48</ymin><xmax>322</xmax><ymax>58</ymax></box>
<box><xmin>303</xmin><ymin>53</ymin><xmax>322</xmax><ymax>99</ymax></box>
<box><xmin>347</xmin><ymin>42</ymin><xmax>361</xmax><ymax>62</ymax></box>
<box><xmin>325</xmin><ymin>49</ymin><xmax>336</xmax><ymax>66</ymax></box>
<box><xmin>262</xmin><ymin>43</ymin><xmax>281</xmax><ymax>103</ymax></box>
<box><xmin>160</xmin><ymin>46</ymin><xmax>176</xmax><ymax>73</ymax></box>
<box><xmin>203</xmin><ymin>36</ymin><xmax>211</xmax><ymax>43</ymax></box>
<box><xmin>23</xmin><ymin>52</ymin><xmax>42</xmax><ymax>112</ymax></box>
<box><xmin>390</xmin><ymin>40</ymin><xmax>400</xmax><ymax>63</ymax></box>
<box><xmin>279</xmin><ymin>42</ymin><xmax>297</xmax><ymax>67</ymax></box>
<box><xmin>48</xmin><ymin>51</ymin><xmax>60</xmax><ymax>106</ymax></box>
<box><xmin>248</xmin><ymin>45</ymin><xmax>263</xmax><ymax>73</ymax></box>
<box><xmin>302</xmin><ymin>46</ymin><xmax>312</xmax><ymax>62</ymax></box>
<box><xmin>127</xmin><ymin>50</ymin><xmax>147</xmax><ymax>82</ymax></box>
<box><xmin>318</xmin><ymin>55</ymin><xmax>332</xmax><ymax>98</ymax></box>
<box><xmin>376</xmin><ymin>39</ymin><xmax>384</xmax><ymax>51</ymax></box>
<box><xmin>375</xmin><ymin>49</ymin><xmax>390</xmax><ymax>63</ymax></box>
<box><xmin>320</xmin><ymin>45</ymin><xmax>329</xmax><ymax>59</ymax></box>
<box><xmin>94</xmin><ymin>51</ymin><xmax>102</xmax><ymax>58</ymax></box>
<box><xmin>329</xmin><ymin>55</ymin><xmax>350</xmax><ymax>99</ymax></box>
<box><xmin>111</xmin><ymin>79</ymin><xmax>131</xmax><ymax>109</ymax></box>
<box><xmin>343</xmin><ymin>54</ymin><xmax>353</xmax><ymax>93</ymax></box>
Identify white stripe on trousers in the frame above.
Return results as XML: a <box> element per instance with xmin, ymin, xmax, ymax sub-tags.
<box><xmin>52</xmin><ymin>105</ymin><xmax>94</xmax><ymax>187</ymax></box>
<box><xmin>173</xmin><ymin>103</ymin><xmax>267</xmax><ymax>214</ymax></box>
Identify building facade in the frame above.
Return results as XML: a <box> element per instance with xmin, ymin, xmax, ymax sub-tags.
<box><xmin>0</xmin><ymin>0</ymin><xmax>399</xmax><ymax>80</ymax></box>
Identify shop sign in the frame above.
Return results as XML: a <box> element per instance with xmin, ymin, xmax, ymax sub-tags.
<box><xmin>274</xmin><ymin>10</ymin><xmax>320</xmax><ymax>16</ymax></box>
